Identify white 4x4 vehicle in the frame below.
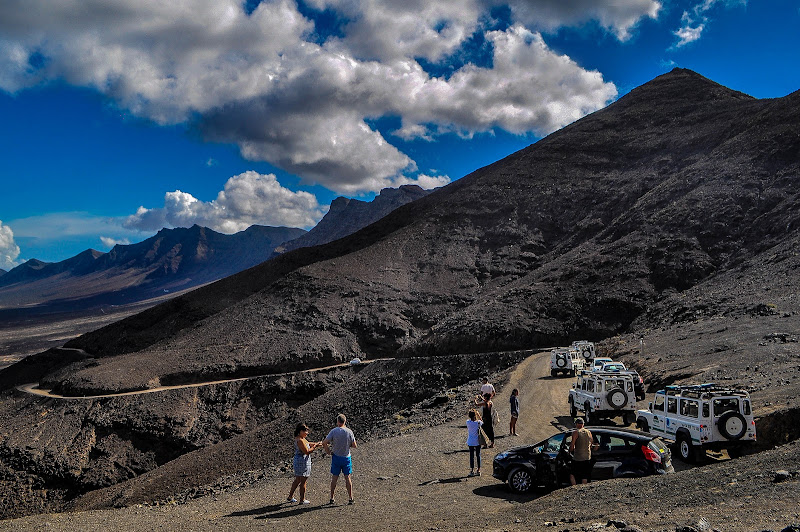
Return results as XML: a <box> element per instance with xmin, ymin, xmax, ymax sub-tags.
<box><xmin>635</xmin><ymin>384</ymin><xmax>756</xmax><ymax>463</ymax></box>
<box><xmin>571</xmin><ymin>340</ymin><xmax>596</xmax><ymax>362</ymax></box>
<box><xmin>568</xmin><ymin>371</ymin><xmax>638</xmax><ymax>425</ymax></box>
<box><xmin>550</xmin><ymin>348</ymin><xmax>585</xmax><ymax>377</ymax></box>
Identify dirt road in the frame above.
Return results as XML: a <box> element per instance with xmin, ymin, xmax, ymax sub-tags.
<box><xmin>3</xmin><ymin>350</ymin><xmax>575</xmax><ymax>531</ymax></box>
<box><xmin>16</xmin><ymin>359</ymin><xmax>385</xmax><ymax>400</ymax></box>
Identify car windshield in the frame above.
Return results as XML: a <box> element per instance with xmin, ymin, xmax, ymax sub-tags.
<box><xmin>604</xmin><ymin>364</ymin><xmax>625</xmax><ymax>371</ymax></box>
<box><xmin>541</xmin><ymin>433</ymin><xmax>566</xmax><ymax>453</ymax></box>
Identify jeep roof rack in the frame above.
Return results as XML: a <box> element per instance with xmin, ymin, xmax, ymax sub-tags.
<box><xmin>663</xmin><ymin>383</ymin><xmax>750</xmax><ymax>399</ymax></box>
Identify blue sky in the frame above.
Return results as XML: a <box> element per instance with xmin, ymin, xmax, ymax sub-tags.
<box><xmin>0</xmin><ymin>0</ymin><xmax>798</xmax><ymax>268</ymax></box>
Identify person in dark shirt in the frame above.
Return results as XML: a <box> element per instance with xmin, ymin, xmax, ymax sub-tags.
<box><xmin>509</xmin><ymin>388</ymin><xmax>519</xmax><ymax>436</ymax></box>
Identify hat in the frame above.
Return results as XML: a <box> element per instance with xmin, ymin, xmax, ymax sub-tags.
<box><xmin>574</xmin><ymin>417</ymin><xmax>585</xmax><ymax>424</ymax></box>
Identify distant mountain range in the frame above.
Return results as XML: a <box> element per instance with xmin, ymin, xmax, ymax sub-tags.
<box><xmin>277</xmin><ymin>185</ymin><xmax>431</xmax><ymax>253</ymax></box>
<box><xmin>0</xmin><ymin>225</ymin><xmax>305</xmax><ymax>318</ymax></box>
<box><xmin>0</xmin><ymin>185</ymin><xmax>431</xmax><ymax>323</ymax></box>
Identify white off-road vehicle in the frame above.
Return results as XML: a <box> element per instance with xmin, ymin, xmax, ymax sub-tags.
<box><xmin>571</xmin><ymin>340</ymin><xmax>596</xmax><ymax>362</ymax></box>
<box><xmin>635</xmin><ymin>383</ymin><xmax>756</xmax><ymax>463</ymax></box>
<box><xmin>550</xmin><ymin>348</ymin><xmax>586</xmax><ymax>377</ymax></box>
<box><xmin>568</xmin><ymin>371</ymin><xmax>638</xmax><ymax>425</ymax></box>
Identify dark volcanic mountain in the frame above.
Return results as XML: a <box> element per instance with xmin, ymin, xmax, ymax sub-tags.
<box><xmin>276</xmin><ymin>185</ymin><xmax>432</xmax><ymax>254</ymax></box>
<box><xmin>11</xmin><ymin>68</ymin><xmax>796</xmax><ymax>395</ymax></box>
<box><xmin>0</xmin><ymin>268</ymin><xmax>6</xmax><ymax>277</ymax></box>
<box><xmin>0</xmin><ymin>224</ymin><xmax>305</xmax><ymax>319</ymax></box>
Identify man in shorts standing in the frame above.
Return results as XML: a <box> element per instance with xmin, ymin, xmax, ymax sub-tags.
<box><xmin>322</xmin><ymin>413</ymin><xmax>357</xmax><ymax>505</ymax></box>
<box><xmin>569</xmin><ymin>417</ymin><xmax>598</xmax><ymax>485</ymax></box>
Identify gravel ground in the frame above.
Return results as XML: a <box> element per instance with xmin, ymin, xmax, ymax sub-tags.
<box><xmin>3</xmin><ymin>351</ymin><xmax>798</xmax><ymax>532</ymax></box>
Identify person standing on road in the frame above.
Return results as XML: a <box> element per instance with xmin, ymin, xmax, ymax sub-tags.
<box><xmin>509</xmin><ymin>388</ymin><xmax>519</xmax><ymax>436</ymax></box>
<box><xmin>568</xmin><ymin>417</ymin><xmax>598</xmax><ymax>485</ymax></box>
<box><xmin>322</xmin><ymin>413</ymin><xmax>357</xmax><ymax>505</ymax></box>
<box><xmin>466</xmin><ymin>409</ymin><xmax>484</xmax><ymax>476</ymax></box>
<box><xmin>287</xmin><ymin>423</ymin><xmax>322</xmax><ymax>504</ymax></box>
<box><xmin>474</xmin><ymin>393</ymin><xmax>494</xmax><ymax>448</ymax></box>
<box><xmin>480</xmin><ymin>377</ymin><xmax>496</xmax><ymax>398</ymax></box>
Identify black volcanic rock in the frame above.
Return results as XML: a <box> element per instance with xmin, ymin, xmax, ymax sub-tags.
<box><xmin>0</xmin><ymin>268</ymin><xmax>6</xmax><ymax>277</ymax></box>
<box><xmin>276</xmin><ymin>185</ymin><xmax>432</xmax><ymax>253</ymax></box>
<box><xmin>11</xmin><ymin>68</ymin><xmax>800</xmax><ymax>394</ymax></box>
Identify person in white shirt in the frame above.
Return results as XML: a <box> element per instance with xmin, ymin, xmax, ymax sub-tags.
<box><xmin>480</xmin><ymin>377</ymin><xmax>495</xmax><ymax>398</ymax></box>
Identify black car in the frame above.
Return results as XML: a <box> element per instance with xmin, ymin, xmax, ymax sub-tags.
<box><xmin>492</xmin><ymin>426</ymin><xmax>673</xmax><ymax>493</ymax></box>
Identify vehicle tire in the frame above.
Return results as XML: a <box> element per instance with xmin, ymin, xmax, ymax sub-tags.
<box><xmin>551</xmin><ymin>369</ymin><xmax>558</xmax><ymax>378</ymax></box>
<box><xmin>569</xmin><ymin>400</ymin><xmax>577</xmax><ymax>418</ymax></box>
<box><xmin>556</xmin><ymin>358</ymin><xmax>567</xmax><ymax>368</ymax></box>
<box><xmin>636</xmin><ymin>418</ymin><xmax>650</xmax><ymax>433</ymax></box>
<box><xmin>508</xmin><ymin>467</ymin><xmax>535</xmax><ymax>493</ymax></box>
<box><xmin>676</xmin><ymin>433</ymin><xmax>696</xmax><ymax>463</ymax></box>
<box><xmin>606</xmin><ymin>389</ymin><xmax>628</xmax><ymax>409</ymax></box>
<box><xmin>570</xmin><ymin>369</ymin><xmax>576</xmax><ymax>377</ymax></box>
<box><xmin>582</xmin><ymin>348</ymin><xmax>592</xmax><ymax>360</ymax></box>
<box><xmin>717</xmin><ymin>411</ymin><xmax>747</xmax><ymax>440</ymax></box>
<box><xmin>623</xmin><ymin>412</ymin><xmax>635</xmax><ymax>426</ymax></box>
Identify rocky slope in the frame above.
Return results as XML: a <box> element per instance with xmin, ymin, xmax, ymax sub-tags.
<box><xmin>15</xmin><ymin>68</ymin><xmax>798</xmax><ymax>395</ymax></box>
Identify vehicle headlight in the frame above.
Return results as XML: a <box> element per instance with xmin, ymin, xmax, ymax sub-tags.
<box><xmin>494</xmin><ymin>451</ymin><xmax>510</xmax><ymax>461</ymax></box>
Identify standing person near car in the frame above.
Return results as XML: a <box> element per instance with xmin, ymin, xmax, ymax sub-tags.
<box><xmin>509</xmin><ymin>388</ymin><xmax>520</xmax><ymax>436</ymax></box>
<box><xmin>568</xmin><ymin>417</ymin><xmax>598</xmax><ymax>485</ymax></box>
<box><xmin>322</xmin><ymin>413</ymin><xmax>357</xmax><ymax>505</ymax></box>
<box><xmin>474</xmin><ymin>392</ymin><xmax>495</xmax><ymax>448</ymax></box>
<box><xmin>287</xmin><ymin>423</ymin><xmax>322</xmax><ymax>504</ymax></box>
<box><xmin>465</xmin><ymin>409</ymin><xmax>484</xmax><ymax>476</ymax></box>
<box><xmin>480</xmin><ymin>377</ymin><xmax>496</xmax><ymax>398</ymax></box>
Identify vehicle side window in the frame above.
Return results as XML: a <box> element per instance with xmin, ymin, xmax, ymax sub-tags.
<box><xmin>743</xmin><ymin>400</ymin><xmax>751</xmax><ymax>416</ymax></box>
<box><xmin>653</xmin><ymin>395</ymin><xmax>665</xmax><ymax>411</ymax></box>
<box><xmin>680</xmin><ymin>399</ymin><xmax>699</xmax><ymax>418</ymax></box>
<box><xmin>596</xmin><ymin>435</ymin><xmax>630</xmax><ymax>452</ymax></box>
<box><xmin>626</xmin><ymin>381</ymin><xmax>633</xmax><ymax>392</ymax></box>
<box><xmin>702</xmin><ymin>402</ymin><xmax>710</xmax><ymax>418</ymax></box>
<box><xmin>714</xmin><ymin>398</ymin><xmax>739</xmax><ymax>417</ymax></box>
<box><xmin>667</xmin><ymin>397</ymin><xmax>677</xmax><ymax>414</ymax></box>
<box><xmin>588</xmin><ymin>380</ymin><xmax>595</xmax><ymax>392</ymax></box>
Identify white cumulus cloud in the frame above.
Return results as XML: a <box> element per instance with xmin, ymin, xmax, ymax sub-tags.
<box><xmin>671</xmin><ymin>0</ymin><xmax>745</xmax><ymax>49</ymax></box>
<box><xmin>100</xmin><ymin>236</ymin><xmax>131</xmax><ymax>249</ymax></box>
<box><xmin>0</xmin><ymin>0</ymin><xmax>659</xmax><ymax>194</ymax></box>
<box><xmin>0</xmin><ymin>220</ymin><xmax>21</xmax><ymax>270</ymax></box>
<box><xmin>123</xmin><ymin>171</ymin><xmax>326</xmax><ymax>233</ymax></box>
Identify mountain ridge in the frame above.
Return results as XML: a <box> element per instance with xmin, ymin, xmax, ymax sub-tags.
<box><xmin>16</xmin><ymin>67</ymin><xmax>796</xmax><ymax>394</ymax></box>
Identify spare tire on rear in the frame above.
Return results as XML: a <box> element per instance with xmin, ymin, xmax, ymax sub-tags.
<box><xmin>718</xmin><ymin>411</ymin><xmax>747</xmax><ymax>440</ymax></box>
<box><xmin>606</xmin><ymin>388</ymin><xmax>628</xmax><ymax>409</ymax></box>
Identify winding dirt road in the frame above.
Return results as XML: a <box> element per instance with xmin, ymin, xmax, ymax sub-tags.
<box><xmin>16</xmin><ymin>359</ymin><xmax>384</xmax><ymax>400</ymax></box>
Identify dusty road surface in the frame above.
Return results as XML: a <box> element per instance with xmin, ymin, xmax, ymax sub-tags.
<box><xmin>1</xmin><ymin>351</ymin><xmax>571</xmax><ymax>530</ymax></box>
<box><xmin>3</xmin><ymin>351</ymin><xmax>797</xmax><ymax>532</ymax></box>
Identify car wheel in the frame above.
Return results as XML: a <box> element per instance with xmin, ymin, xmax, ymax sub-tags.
<box><xmin>569</xmin><ymin>400</ymin><xmax>577</xmax><ymax>418</ymax></box>
<box><xmin>676</xmin><ymin>434</ymin><xmax>695</xmax><ymax>463</ymax></box>
<box><xmin>623</xmin><ymin>412</ymin><xmax>635</xmax><ymax>426</ymax></box>
<box><xmin>606</xmin><ymin>389</ymin><xmax>628</xmax><ymax>409</ymax></box>
<box><xmin>551</xmin><ymin>369</ymin><xmax>558</xmax><ymax>378</ymax></box>
<box><xmin>717</xmin><ymin>411</ymin><xmax>747</xmax><ymax>440</ymax></box>
<box><xmin>508</xmin><ymin>467</ymin><xmax>535</xmax><ymax>493</ymax></box>
<box><xmin>636</xmin><ymin>418</ymin><xmax>650</xmax><ymax>433</ymax></box>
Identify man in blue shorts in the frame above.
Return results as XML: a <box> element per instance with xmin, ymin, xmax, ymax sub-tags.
<box><xmin>322</xmin><ymin>413</ymin><xmax>357</xmax><ymax>505</ymax></box>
